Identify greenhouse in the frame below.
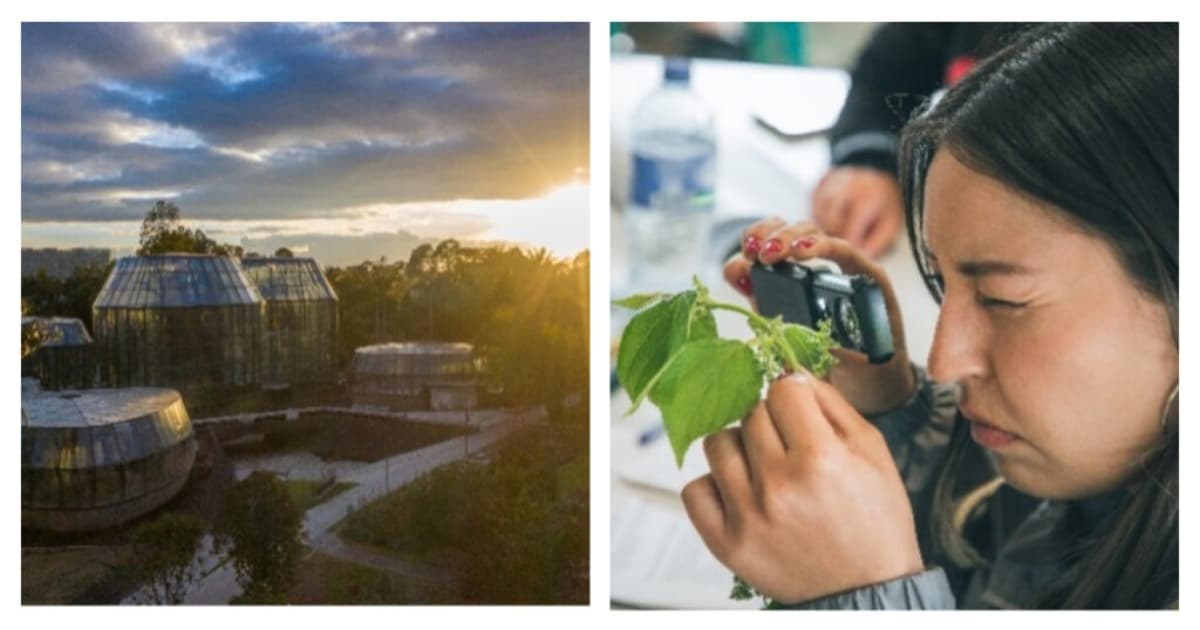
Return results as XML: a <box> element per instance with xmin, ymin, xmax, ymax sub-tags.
<box><xmin>21</xmin><ymin>387</ymin><xmax>197</xmax><ymax>532</ymax></box>
<box><xmin>92</xmin><ymin>255</ymin><xmax>264</xmax><ymax>407</ymax></box>
<box><xmin>21</xmin><ymin>316</ymin><xmax>96</xmax><ymax>390</ymax></box>
<box><xmin>239</xmin><ymin>257</ymin><xmax>338</xmax><ymax>386</ymax></box>
<box><xmin>351</xmin><ymin>342</ymin><xmax>479</xmax><ymax>410</ymax></box>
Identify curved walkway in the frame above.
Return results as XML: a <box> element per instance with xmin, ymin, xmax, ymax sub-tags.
<box><xmin>124</xmin><ymin>406</ymin><xmax>542</xmax><ymax>605</ymax></box>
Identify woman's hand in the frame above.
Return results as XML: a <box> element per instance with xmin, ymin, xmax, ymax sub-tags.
<box><xmin>726</xmin><ymin>218</ymin><xmax>916</xmax><ymax>415</ymax></box>
<box><xmin>681</xmin><ymin>374</ymin><xmax>924</xmax><ymax>604</ymax></box>
<box><xmin>811</xmin><ymin>166</ymin><xmax>904</xmax><ymax>259</ymax></box>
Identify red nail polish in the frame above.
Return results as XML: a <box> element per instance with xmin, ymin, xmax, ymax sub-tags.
<box><xmin>764</xmin><ymin>239</ymin><xmax>782</xmax><ymax>256</ymax></box>
<box><xmin>735</xmin><ymin>274</ymin><xmax>753</xmax><ymax>296</ymax></box>
<box><xmin>743</xmin><ymin>236</ymin><xmax>761</xmax><ymax>255</ymax></box>
<box><xmin>792</xmin><ymin>237</ymin><xmax>818</xmax><ymax>250</ymax></box>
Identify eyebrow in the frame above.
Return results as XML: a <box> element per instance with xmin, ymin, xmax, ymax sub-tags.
<box><xmin>926</xmin><ymin>253</ymin><xmax>1038</xmax><ymax>277</ymax></box>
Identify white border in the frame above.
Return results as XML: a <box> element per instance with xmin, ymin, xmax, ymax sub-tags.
<box><xmin>5</xmin><ymin>2</ymin><xmax>1198</xmax><ymax>629</ymax></box>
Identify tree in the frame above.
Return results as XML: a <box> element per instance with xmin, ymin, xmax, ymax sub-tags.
<box><xmin>215</xmin><ymin>471</ymin><xmax>305</xmax><ymax>604</ymax></box>
<box><xmin>20</xmin><ymin>299</ymin><xmax>58</xmax><ymax>358</ymax></box>
<box><xmin>128</xmin><ymin>512</ymin><xmax>207</xmax><ymax>605</ymax></box>
<box><xmin>20</xmin><ymin>262</ymin><xmax>113</xmax><ymax>333</ymax></box>
<box><xmin>274</xmin><ymin>247</ymin><xmax>294</xmax><ymax>258</ymax></box>
<box><xmin>322</xmin><ymin>241</ymin><xmax>588</xmax><ymax>407</ymax></box>
<box><xmin>137</xmin><ymin>200</ymin><xmax>242</xmax><ymax>257</ymax></box>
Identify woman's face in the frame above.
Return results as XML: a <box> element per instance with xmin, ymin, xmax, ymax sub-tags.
<box><xmin>922</xmin><ymin>148</ymin><xmax>1177</xmax><ymax>500</ymax></box>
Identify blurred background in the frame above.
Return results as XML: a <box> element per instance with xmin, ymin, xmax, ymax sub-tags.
<box><xmin>609</xmin><ymin>22</ymin><xmax>880</xmax><ymax>298</ymax></box>
<box><xmin>610</xmin><ymin>22</ymin><xmax>876</xmax><ymax>67</ymax></box>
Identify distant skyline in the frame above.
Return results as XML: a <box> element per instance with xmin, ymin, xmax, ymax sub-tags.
<box><xmin>21</xmin><ymin>23</ymin><xmax>589</xmax><ymax>262</ymax></box>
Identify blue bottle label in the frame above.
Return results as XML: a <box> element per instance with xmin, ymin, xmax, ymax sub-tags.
<box><xmin>630</xmin><ymin>151</ymin><xmax>715</xmax><ymax>211</ymax></box>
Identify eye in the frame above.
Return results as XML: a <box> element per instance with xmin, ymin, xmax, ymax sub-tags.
<box><xmin>977</xmin><ymin>294</ymin><xmax>1029</xmax><ymax>310</ymax></box>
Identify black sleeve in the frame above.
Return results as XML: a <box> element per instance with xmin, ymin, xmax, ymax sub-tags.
<box><xmin>829</xmin><ymin>23</ymin><xmax>955</xmax><ymax>174</ymax></box>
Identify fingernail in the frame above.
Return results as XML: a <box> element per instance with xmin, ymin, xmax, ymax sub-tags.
<box><xmin>792</xmin><ymin>237</ymin><xmax>817</xmax><ymax>250</ymax></box>
<box><xmin>763</xmin><ymin>238</ymin><xmax>782</xmax><ymax>256</ymax></box>
<box><xmin>735</xmin><ymin>274</ymin><xmax>753</xmax><ymax>296</ymax></box>
<box><xmin>788</xmin><ymin>371</ymin><xmax>811</xmax><ymax>384</ymax></box>
<box><xmin>743</xmin><ymin>236</ymin><xmax>761</xmax><ymax>255</ymax></box>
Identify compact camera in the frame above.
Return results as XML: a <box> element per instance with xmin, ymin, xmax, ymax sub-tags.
<box><xmin>749</xmin><ymin>261</ymin><xmax>895</xmax><ymax>364</ymax></box>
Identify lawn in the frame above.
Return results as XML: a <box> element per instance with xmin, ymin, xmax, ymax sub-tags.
<box><xmin>336</xmin><ymin>422</ymin><xmax>588</xmax><ymax>604</ymax></box>
<box><xmin>219</xmin><ymin>412</ymin><xmax>470</xmax><ymax>462</ymax></box>
<box><xmin>286</xmin><ymin>551</ymin><xmax>459</xmax><ymax>605</ymax></box>
<box><xmin>22</xmin><ymin>544</ymin><xmax>136</xmax><ymax>605</ymax></box>
<box><xmin>284</xmin><ymin>480</ymin><xmax>356</xmax><ymax>511</ymax></box>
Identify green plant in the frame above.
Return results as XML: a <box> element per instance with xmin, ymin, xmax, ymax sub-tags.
<box><xmin>614</xmin><ymin>277</ymin><xmax>838</xmax><ymax>607</ymax></box>
<box><xmin>615</xmin><ymin>277</ymin><xmax>836</xmax><ymax>465</ymax></box>
<box><xmin>215</xmin><ymin>471</ymin><xmax>305</xmax><ymax>603</ymax></box>
<box><xmin>128</xmin><ymin>512</ymin><xmax>207</xmax><ymax>605</ymax></box>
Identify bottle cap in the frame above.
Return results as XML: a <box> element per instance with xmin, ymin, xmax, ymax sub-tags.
<box><xmin>663</xmin><ymin>57</ymin><xmax>691</xmax><ymax>83</ymax></box>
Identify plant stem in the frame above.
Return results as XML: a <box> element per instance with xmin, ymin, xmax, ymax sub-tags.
<box><xmin>703</xmin><ymin>299</ymin><xmax>805</xmax><ymax>375</ymax></box>
<box><xmin>702</xmin><ymin>299</ymin><xmax>763</xmax><ymax>324</ymax></box>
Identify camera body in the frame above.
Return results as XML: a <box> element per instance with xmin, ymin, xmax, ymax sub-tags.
<box><xmin>749</xmin><ymin>261</ymin><xmax>894</xmax><ymax>364</ymax></box>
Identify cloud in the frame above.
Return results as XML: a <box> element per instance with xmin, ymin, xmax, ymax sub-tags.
<box><xmin>21</xmin><ymin>22</ymin><xmax>589</xmax><ymax>224</ymax></box>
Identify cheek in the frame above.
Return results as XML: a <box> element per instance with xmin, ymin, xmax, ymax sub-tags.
<box><xmin>992</xmin><ymin>304</ymin><xmax>1166</xmax><ymax>489</ymax></box>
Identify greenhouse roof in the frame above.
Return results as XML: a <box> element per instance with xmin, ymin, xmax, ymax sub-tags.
<box><xmin>239</xmin><ymin>257</ymin><xmax>337</xmax><ymax>302</ymax></box>
<box><xmin>354</xmin><ymin>342</ymin><xmax>474</xmax><ymax>356</ymax></box>
<box><xmin>21</xmin><ymin>316</ymin><xmax>93</xmax><ymax>347</ymax></box>
<box><xmin>94</xmin><ymin>255</ymin><xmax>262</xmax><ymax>308</ymax></box>
<box><xmin>22</xmin><ymin>387</ymin><xmax>182</xmax><ymax>428</ymax></box>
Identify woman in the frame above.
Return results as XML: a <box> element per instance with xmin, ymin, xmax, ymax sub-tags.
<box><xmin>683</xmin><ymin>22</ymin><xmax>1177</xmax><ymax>609</ymax></box>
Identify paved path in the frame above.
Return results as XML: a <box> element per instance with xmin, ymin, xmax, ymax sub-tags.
<box><xmin>130</xmin><ymin>407</ymin><xmax>542</xmax><ymax>605</ymax></box>
<box><xmin>195</xmin><ymin>405</ymin><xmax>514</xmax><ymax>429</ymax></box>
<box><xmin>232</xmin><ymin>452</ymin><xmax>366</xmax><ymax>482</ymax></box>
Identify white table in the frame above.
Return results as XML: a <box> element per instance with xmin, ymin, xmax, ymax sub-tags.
<box><xmin>609</xmin><ymin>54</ymin><xmax>941</xmax><ymax>608</ymax></box>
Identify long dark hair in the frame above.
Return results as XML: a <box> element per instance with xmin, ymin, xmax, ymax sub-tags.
<box><xmin>898</xmin><ymin>23</ymin><xmax>1178</xmax><ymax>609</ymax></box>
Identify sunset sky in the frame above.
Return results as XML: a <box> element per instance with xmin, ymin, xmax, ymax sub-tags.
<box><xmin>21</xmin><ymin>22</ymin><xmax>589</xmax><ymax>264</ymax></box>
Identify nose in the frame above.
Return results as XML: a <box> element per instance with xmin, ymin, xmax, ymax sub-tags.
<box><xmin>926</xmin><ymin>293</ymin><xmax>989</xmax><ymax>384</ymax></box>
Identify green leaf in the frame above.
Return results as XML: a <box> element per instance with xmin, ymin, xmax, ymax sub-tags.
<box><xmin>612</xmin><ymin>292</ymin><xmax>670</xmax><ymax>310</ymax></box>
<box><xmin>730</xmin><ymin>575</ymin><xmax>755</xmax><ymax>600</ymax></box>
<box><xmin>649</xmin><ymin>338</ymin><xmax>764</xmax><ymax>466</ymax></box>
<box><xmin>780</xmin><ymin>320</ymin><xmax>838</xmax><ymax>377</ymax></box>
<box><xmin>616</xmin><ymin>291</ymin><xmax>716</xmax><ymax>407</ymax></box>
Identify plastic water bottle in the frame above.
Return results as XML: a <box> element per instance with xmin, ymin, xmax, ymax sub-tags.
<box><xmin>626</xmin><ymin>57</ymin><xmax>717</xmax><ymax>291</ymax></box>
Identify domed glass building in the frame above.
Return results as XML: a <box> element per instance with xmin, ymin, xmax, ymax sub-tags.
<box><xmin>92</xmin><ymin>255</ymin><xmax>264</xmax><ymax>407</ymax></box>
<box><xmin>21</xmin><ymin>316</ymin><xmax>96</xmax><ymax>390</ymax></box>
<box><xmin>21</xmin><ymin>387</ymin><xmax>197</xmax><ymax>532</ymax></box>
<box><xmin>351</xmin><ymin>342</ymin><xmax>478</xmax><ymax>410</ymax></box>
<box><xmin>239</xmin><ymin>257</ymin><xmax>338</xmax><ymax>386</ymax></box>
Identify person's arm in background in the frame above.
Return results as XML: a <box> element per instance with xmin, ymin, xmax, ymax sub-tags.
<box><xmin>814</xmin><ymin>23</ymin><xmax>952</xmax><ymax>257</ymax></box>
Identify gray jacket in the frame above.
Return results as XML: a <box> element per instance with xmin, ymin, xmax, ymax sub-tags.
<box><xmin>785</xmin><ymin>367</ymin><xmax>1173</xmax><ymax>610</ymax></box>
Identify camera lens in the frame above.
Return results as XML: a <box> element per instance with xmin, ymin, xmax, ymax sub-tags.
<box><xmin>837</xmin><ymin>298</ymin><xmax>864</xmax><ymax>350</ymax></box>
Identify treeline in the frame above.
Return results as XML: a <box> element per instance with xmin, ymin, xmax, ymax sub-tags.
<box><xmin>325</xmin><ymin>240</ymin><xmax>589</xmax><ymax>411</ymax></box>
<box><xmin>21</xmin><ymin>262</ymin><xmax>112</xmax><ymax>333</ymax></box>
<box><xmin>21</xmin><ymin>203</ymin><xmax>589</xmax><ymax>413</ymax></box>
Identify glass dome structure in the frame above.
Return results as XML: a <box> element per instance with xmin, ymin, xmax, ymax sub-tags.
<box><xmin>351</xmin><ymin>342</ymin><xmax>479</xmax><ymax>410</ymax></box>
<box><xmin>21</xmin><ymin>387</ymin><xmax>197</xmax><ymax>532</ymax></box>
<box><xmin>92</xmin><ymin>255</ymin><xmax>264</xmax><ymax>407</ymax></box>
<box><xmin>21</xmin><ymin>316</ymin><xmax>96</xmax><ymax>390</ymax></box>
<box><xmin>239</xmin><ymin>257</ymin><xmax>338</xmax><ymax>386</ymax></box>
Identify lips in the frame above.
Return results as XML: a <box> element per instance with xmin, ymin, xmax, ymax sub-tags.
<box><xmin>969</xmin><ymin>421</ymin><xmax>1019</xmax><ymax>449</ymax></box>
<box><xmin>960</xmin><ymin>407</ymin><xmax>1021</xmax><ymax>450</ymax></box>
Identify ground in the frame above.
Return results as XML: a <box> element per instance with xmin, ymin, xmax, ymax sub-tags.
<box><xmin>284</xmin><ymin>480</ymin><xmax>355</xmax><ymax>511</ymax></box>
<box><xmin>335</xmin><ymin>418</ymin><xmax>589</xmax><ymax>604</ymax></box>
<box><xmin>22</xmin><ymin>405</ymin><xmax>584</xmax><ymax>605</ymax></box>
<box><xmin>21</xmin><ymin>411</ymin><xmax>475</xmax><ymax>604</ymax></box>
<box><xmin>286</xmin><ymin>551</ymin><xmax>460</xmax><ymax>605</ymax></box>
<box><xmin>216</xmin><ymin>411</ymin><xmax>471</xmax><ymax>462</ymax></box>
<box><xmin>21</xmin><ymin>545</ymin><xmax>135</xmax><ymax>605</ymax></box>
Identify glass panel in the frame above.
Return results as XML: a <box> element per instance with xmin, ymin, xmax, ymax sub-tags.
<box><xmin>94</xmin><ymin>465</ymin><xmax>122</xmax><ymax>507</ymax></box>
